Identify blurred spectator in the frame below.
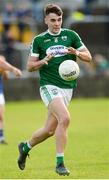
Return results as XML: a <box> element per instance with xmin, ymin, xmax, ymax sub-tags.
<box><xmin>2</xmin><ymin>30</ymin><xmax>16</xmax><ymax>64</ymax></box>
<box><xmin>1</xmin><ymin>30</ymin><xmax>22</xmax><ymax>69</ymax></box>
<box><xmin>31</xmin><ymin>0</ymin><xmax>43</xmax><ymax>23</ymax></box>
<box><xmin>84</xmin><ymin>0</ymin><xmax>95</xmax><ymax>15</ymax></box>
<box><xmin>93</xmin><ymin>53</ymin><xmax>109</xmax><ymax>76</ymax></box>
<box><xmin>2</xmin><ymin>2</ymin><xmax>17</xmax><ymax>33</ymax></box>
<box><xmin>31</xmin><ymin>0</ymin><xmax>44</xmax><ymax>33</ymax></box>
<box><xmin>16</xmin><ymin>6</ymin><xmax>33</xmax><ymax>42</ymax></box>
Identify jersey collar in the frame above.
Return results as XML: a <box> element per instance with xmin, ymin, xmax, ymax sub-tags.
<box><xmin>47</xmin><ymin>28</ymin><xmax>62</xmax><ymax>36</ymax></box>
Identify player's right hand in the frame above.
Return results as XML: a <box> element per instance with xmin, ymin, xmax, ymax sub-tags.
<box><xmin>42</xmin><ymin>54</ymin><xmax>54</xmax><ymax>65</ymax></box>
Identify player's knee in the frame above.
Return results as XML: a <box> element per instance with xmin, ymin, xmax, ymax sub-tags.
<box><xmin>44</xmin><ymin>127</ymin><xmax>55</xmax><ymax>137</ymax></box>
<box><xmin>48</xmin><ymin>130</ymin><xmax>55</xmax><ymax>136</ymax></box>
<box><xmin>60</xmin><ymin>114</ymin><xmax>70</xmax><ymax>128</ymax></box>
<box><xmin>47</xmin><ymin>128</ymin><xmax>55</xmax><ymax>136</ymax></box>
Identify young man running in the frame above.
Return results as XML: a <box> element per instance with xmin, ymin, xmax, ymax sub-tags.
<box><xmin>17</xmin><ymin>4</ymin><xmax>92</xmax><ymax>176</ymax></box>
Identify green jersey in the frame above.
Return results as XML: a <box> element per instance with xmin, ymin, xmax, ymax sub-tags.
<box><xmin>30</xmin><ymin>28</ymin><xmax>85</xmax><ymax>88</ymax></box>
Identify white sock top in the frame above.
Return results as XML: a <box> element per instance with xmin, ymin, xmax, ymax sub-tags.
<box><xmin>56</xmin><ymin>153</ymin><xmax>64</xmax><ymax>157</ymax></box>
<box><xmin>26</xmin><ymin>141</ymin><xmax>32</xmax><ymax>149</ymax></box>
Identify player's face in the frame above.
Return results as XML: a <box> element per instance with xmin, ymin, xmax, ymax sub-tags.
<box><xmin>45</xmin><ymin>13</ymin><xmax>62</xmax><ymax>34</ymax></box>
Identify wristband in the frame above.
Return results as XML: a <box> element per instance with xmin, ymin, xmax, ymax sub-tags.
<box><xmin>76</xmin><ymin>51</ymin><xmax>80</xmax><ymax>56</ymax></box>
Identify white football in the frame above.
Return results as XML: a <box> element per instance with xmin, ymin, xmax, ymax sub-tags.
<box><xmin>59</xmin><ymin>60</ymin><xmax>80</xmax><ymax>81</ymax></box>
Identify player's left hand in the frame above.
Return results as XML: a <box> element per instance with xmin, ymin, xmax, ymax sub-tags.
<box><xmin>67</xmin><ymin>47</ymin><xmax>80</xmax><ymax>56</ymax></box>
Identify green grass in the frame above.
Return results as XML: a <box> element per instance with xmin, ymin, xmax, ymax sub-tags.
<box><xmin>0</xmin><ymin>98</ymin><xmax>109</xmax><ymax>179</ymax></box>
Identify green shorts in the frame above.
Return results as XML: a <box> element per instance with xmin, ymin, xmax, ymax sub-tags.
<box><xmin>40</xmin><ymin>85</ymin><xmax>73</xmax><ymax>107</ymax></box>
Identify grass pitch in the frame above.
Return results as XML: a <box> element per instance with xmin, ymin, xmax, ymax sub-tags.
<box><xmin>0</xmin><ymin>98</ymin><xmax>109</xmax><ymax>179</ymax></box>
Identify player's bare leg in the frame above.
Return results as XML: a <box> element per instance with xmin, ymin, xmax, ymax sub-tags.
<box><xmin>18</xmin><ymin>112</ymin><xmax>58</xmax><ymax>170</ymax></box>
<box><xmin>48</xmin><ymin>98</ymin><xmax>70</xmax><ymax>176</ymax></box>
<box><xmin>29</xmin><ymin>112</ymin><xmax>58</xmax><ymax>146</ymax></box>
<box><xmin>18</xmin><ymin>98</ymin><xmax>70</xmax><ymax>175</ymax></box>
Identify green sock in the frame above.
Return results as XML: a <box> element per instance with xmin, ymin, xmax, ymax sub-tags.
<box><xmin>57</xmin><ymin>156</ymin><xmax>64</xmax><ymax>166</ymax></box>
<box><xmin>23</xmin><ymin>142</ymin><xmax>31</xmax><ymax>154</ymax></box>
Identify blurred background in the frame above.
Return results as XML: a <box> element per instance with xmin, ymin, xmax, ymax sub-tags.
<box><xmin>0</xmin><ymin>0</ymin><xmax>109</xmax><ymax>100</ymax></box>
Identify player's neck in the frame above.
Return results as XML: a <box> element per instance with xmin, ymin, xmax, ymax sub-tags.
<box><xmin>47</xmin><ymin>28</ymin><xmax>62</xmax><ymax>36</ymax></box>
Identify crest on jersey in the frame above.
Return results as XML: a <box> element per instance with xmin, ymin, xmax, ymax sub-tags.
<box><xmin>61</xmin><ymin>36</ymin><xmax>67</xmax><ymax>41</ymax></box>
<box><xmin>51</xmin><ymin>88</ymin><xmax>58</xmax><ymax>95</ymax></box>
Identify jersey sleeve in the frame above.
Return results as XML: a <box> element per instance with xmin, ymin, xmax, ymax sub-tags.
<box><xmin>30</xmin><ymin>37</ymin><xmax>40</xmax><ymax>57</ymax></box>
<box><xmin>72</xmin><ymin>31</ymin><xmax>86</xmax><ymax>50</ymax></box>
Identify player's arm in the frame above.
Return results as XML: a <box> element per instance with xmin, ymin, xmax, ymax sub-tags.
<box><xmin>27</xmin><ymin>36</ymin><xmax>54</xmax><ymax>72</ymax></box>
<box><xmin>67</xmin><ymin>47</ymin><xmax>92</xmax><ymax>62</ymax></box>
<box><xmin>0</xmin><ymin>55</ymin><xmax>22</xmax><ymax>77</ymax></box>
<box><xmin>67</xmin><ymin>31</ymin><xmax>92</xmax><ymax>62</ymax></box>
<box><xmin>27</xmin><ymin>54</ymin><xmax>54</xmax><ymax>72</ymax></box>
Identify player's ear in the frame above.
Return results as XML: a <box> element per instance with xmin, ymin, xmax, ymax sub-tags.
<box><xmin>44</xmin><ymin>17</ymin><xmax>47</xmax><ymax>25</ymax></box>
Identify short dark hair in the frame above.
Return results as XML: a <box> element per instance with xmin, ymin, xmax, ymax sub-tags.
<box><xmin>44</xmin><ymin>4</ymin><xmax>63</xmax><ymax>16</ymax></box>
